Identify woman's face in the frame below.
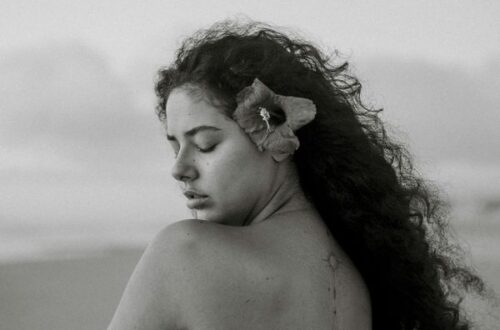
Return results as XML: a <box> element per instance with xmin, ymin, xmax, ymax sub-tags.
<box><xmin>165</xmin><ymin>87</ymin><xmax>278</xmax><ymax>225</ymax></box>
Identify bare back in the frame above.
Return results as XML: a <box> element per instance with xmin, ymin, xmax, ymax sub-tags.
<box><xmin>108</xmin><ymin>212</ymin><xmax>372</xmax><ymax>330</ymax></box>
<box><xmin>247</xmin><ymin>211</ymin><xmax>372</xmax><ymax>330</ymax></box>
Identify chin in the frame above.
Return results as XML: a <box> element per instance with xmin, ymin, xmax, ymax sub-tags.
<box><xmin>190</xmin><ymin>209</ymin><xmax>216</xmax><ymax>222</ymax></box>
<box><xmin>194</xmin><ymin>210</ymin><xmax>241</xmax><ymax>226</ymax></box>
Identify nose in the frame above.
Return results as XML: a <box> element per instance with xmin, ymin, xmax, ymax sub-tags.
<box><xmin>171</xmin><ymin>151</ymin><xmax>198</xmax><ymax>182</ymax></box>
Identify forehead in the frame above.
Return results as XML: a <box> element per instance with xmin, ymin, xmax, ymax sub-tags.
<box><xmin>165</xmin><ymin>88</ymin><xmax>233</xmax><ymax>134</ymax></box>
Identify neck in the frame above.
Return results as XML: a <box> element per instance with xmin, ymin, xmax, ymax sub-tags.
<box><xmin>244</xmin><ymin>162</ymin><xmax>314</xmax><ymax>226</ymax></box>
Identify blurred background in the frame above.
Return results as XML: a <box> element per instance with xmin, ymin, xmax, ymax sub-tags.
<box><xmin>1</xmin><ymin>0</ymin><xmax>499</xmax><ymax>329</ymax></box>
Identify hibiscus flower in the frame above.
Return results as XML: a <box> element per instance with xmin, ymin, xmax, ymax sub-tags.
<box><xmin>233</xmin><ymin>78</ymin><xmax>316</xmax><ymax>162</ymax></box>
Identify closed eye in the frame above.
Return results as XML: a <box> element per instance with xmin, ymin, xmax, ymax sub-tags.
<box><xmin>197</xmin><ymin>145</ymin><xmax>216</xmax><ymax>153</ymax></box>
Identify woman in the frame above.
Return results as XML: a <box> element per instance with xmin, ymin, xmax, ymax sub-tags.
<box><xmin>109</xmin><ymin>20</ymin><xmax>485</xmax><ymax>329</ymax></box>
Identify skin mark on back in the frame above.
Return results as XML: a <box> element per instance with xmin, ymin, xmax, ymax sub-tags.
<box><xmin>323</xmin><ymin>252</ymin><xmax>341</xmax><ymax>330</ymax></box>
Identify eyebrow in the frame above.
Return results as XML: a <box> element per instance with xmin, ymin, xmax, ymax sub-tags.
<box><xmin>166</xmin><ymin>125</ymin><xmax>222</xmax><ymax>141</ymax></box>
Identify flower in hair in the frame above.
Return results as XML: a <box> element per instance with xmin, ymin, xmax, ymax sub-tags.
<box><xmin>233</xmin><ymin>78</ymin><xmax>316</xmax><ymax>162</ymax></box>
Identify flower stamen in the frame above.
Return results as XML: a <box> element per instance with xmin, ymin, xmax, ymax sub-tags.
<box><xmin>258</xmin><ymin>106</ymin><xmax>271</xmax><ymax>132</ymax></box>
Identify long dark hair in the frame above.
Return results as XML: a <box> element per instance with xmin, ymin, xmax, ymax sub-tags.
<box><xmin>155</xmin><ymin>20</ymin><xmax>486</xmax><ymax>329</ymax></box>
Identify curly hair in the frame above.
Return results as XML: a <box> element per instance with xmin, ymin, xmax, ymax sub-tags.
<box><xmin>155</xmin><ymin>20</ymin><xmax>486</xmax><ymax>329</ymax></box>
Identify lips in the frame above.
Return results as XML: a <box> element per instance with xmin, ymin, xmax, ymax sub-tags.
<box><xmin>183</xmin><ymin>190</ymin><xmax>208</xmax><ymax>199</ymax></box>
<box><xmin>183</xmin><ymin>190</ymin><xmax>210</xmax><ymax>210</ymax></box>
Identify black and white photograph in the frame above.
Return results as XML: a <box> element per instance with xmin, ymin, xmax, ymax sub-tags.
<box><xmin>1</xmin><ymin>1</ymin><xmax>499</xmax><ymax>329</ymax></box>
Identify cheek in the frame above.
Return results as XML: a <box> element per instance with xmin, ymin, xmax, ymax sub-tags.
<box><xmin>208</xmin><ymin>144</ymin><xmax>265</xmax><ymax>194</ymax></box>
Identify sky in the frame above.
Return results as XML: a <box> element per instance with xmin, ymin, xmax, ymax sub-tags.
<box><xmin>1</xmin><ymin>0</ymin><xmax>499</xmax><ymax>233</ymax></box>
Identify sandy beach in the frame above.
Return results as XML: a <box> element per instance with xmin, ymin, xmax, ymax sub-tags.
<box><xmin>0</xmin><ymin>247</ymin><xmax>144</xmax><ymax>330</ymax></box>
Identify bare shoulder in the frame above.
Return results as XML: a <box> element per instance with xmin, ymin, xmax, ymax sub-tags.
<box><xmin>159</xmin><ymin>219</ymin><xmax>291</xmax><ymax>329</ymax></box>
<box><xmin>107</xmin><ymin>220</ymin><xmax>204</xmax><ymax>329</ymax></box>
<box><xmin>109</xmin><ymin>219</ymin><xmax>290</xmax><ymax>330</ymax></box>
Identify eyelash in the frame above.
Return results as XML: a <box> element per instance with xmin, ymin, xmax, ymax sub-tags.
<box><xmin>173</xmin><ymin>145</ymin><xmax>216</xmax><ymax>158</ymax></box>
<box><xmin>197</xmin><ymin>145</ymin><xmax>216</xmax><ymax>153</ymax></box>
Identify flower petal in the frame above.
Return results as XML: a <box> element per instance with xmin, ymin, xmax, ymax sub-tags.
<box><xmin>262</xmin><ymin>124</ymin><xmax>299</xmax><ymax>162</ymax></box>
<box><xmin>276</xmin><ymin>95</ymin><xmax>316</xmax><ymax>131</ymax></box>
<box><xmin>247</xmin><ymin>128</ymin><xmax>270</xmax><ymax>151</ymax></box>
<box><xmin>235</xmin><ymin>78</ymin><xmax>276</xmax><ymax>109</ymax></box>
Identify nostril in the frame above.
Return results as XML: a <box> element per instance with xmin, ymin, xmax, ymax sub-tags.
<box><xmin>171</xmin><ymin>158</ymin><xmax>197</xmax><ymax>182</ymax></box>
